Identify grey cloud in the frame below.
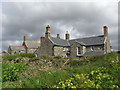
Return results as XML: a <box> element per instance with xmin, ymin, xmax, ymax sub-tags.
<box><xmin>2</xmin><ymin>2</ymin><xmax>118</xmax><ymax>51</ymax></box>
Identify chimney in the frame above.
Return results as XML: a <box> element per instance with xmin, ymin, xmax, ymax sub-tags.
<box><xmin>65</xmin><ymin>31</ymin><xmax>70</xmax><ymax>40</ymax></box>
<box><xmin>57</xmin><ymin>34</ymin><xmax>60</xmax><ymax>39</ymax></box>
<box><xmin>103</xmin><ymin>26</ymin><xmax>108</xmax><ymax>37</ymax></box>
<box><xmin>24</xmin><ymin>36</ymin><xmax>26</xmax><ymax>42</ymax></box>
<box><xmin>40</xmin><ymin>36</ymin><xmax>45</xmax><ymax>43</ymax></box>
<box><xmin>45</xmin><ymin>25</ymin><xmax>51</xmax><ymax>38</ymax></box>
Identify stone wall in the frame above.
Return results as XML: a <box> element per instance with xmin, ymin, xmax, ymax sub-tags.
<box><xmin>70</xmin><ymin>41</ymin><xmax>104</xmax><ymax>57</ymax></box>
<box><xmin>104</xmin><ymin>38</ymin><xmax>111</xmax><ymax>53</ymax></box>
<box><xmin>10</xmin><ymin>50</ymin><xmax>25</xmax><ymax>55</ymax></box>
<box><xmin>54</xmin><ymin>46</ymin><xmax>69</xmax><ymax>57</ymax></box>
<box><xmin>70</xmin><ymin>42</ymin><xmax>83</xmax><ymax>57</ymax></box>
<box><xmin>86</xmin><ymin>45</ymin><xmax>104</xmax><ymax>52</ymax></box>
<box><xmin>38</xmin><ymin>37</ymin><xmax>54</xmax><ymax>56</ymax></box>
<box><xmin>27</xmin><ymin>48</ymin><xmax>37</xmax><ymax>53</ymax></box>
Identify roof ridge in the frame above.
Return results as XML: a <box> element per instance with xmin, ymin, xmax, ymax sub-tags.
<box><xmin>51</xmin><ymin>37</ymin><xmax>67</xmax><ymax>41</ymax></box>
<box><xmin>49</xmin><ymin>37</ymin><xmax>56</xmax><ymax>44</ymax></box>
<box><xmin>70</xmin><ymin>34</ymin><xmax>104</xmax><ymax>41</ymax></box>
<box><xmin>10</xmin><ymin>45</ymin><xmax>24</xmax><ymax>47</ymax></box>
<box><xmin>25</xmin><ymin>40</ymin><xmax>40</xmax><ymax>44</ymax></box>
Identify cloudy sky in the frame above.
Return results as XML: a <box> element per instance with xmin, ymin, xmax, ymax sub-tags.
<box><xmin>1</xmin><ymin>0</ymin><xmax>119</xmax><ymax>52</ymax></box>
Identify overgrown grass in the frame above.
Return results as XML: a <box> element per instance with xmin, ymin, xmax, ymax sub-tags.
<box><xmin>2</xmin><ymin>53</ymin><xmax>35</xmax><ymax>61</ymax></box>
<box><xmin>2</xmin><ymin>52</ymin><xmax>120</xmax><ymax>88</ymax></box>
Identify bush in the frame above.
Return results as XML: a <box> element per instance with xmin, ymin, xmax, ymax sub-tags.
<box><xmin>52</xmin><ymin>67</ymin><xmax>119</xmax><ymax>88</ymax></box>
<box><xmin>3</xmin><ymin>63</ymin><xmax>27</xmax><ymax>82</ymax></box>
<box><xmin>54</xmin><ymin>56</ymin><xmax>62</xmax><ymax>59</ymax></box>
<box><xmin>52</xmin><ymin>59</ymin><xmax>120</xmax><ymax>88</ymax></box>
<box><xmin>68</xmin><ymin>60</ymin><xmax>86</xmax><ymax>67</ymax></box>
<box><xmin>29</xmin><ymin>57</ymin><xmax>41</xmax><ymax>62</ymax></box>
<box><xmin>7</xmin><ymin>71</ymin><xmax>70</xmax><ymax>88</ymax></box>
<box><xmin>2</xmin><ymin>55</ymin><xmax>20</xmax><ymax>61</ymax></box>
<box><xmin>2</xmin><ymin>53</ymin><xmax>36</xmax><ymax>61</ymax></box>
<box><xmin>19</xmin><ymin>53</ymin><xmax>35</xmax><ymax>58</ymax></box>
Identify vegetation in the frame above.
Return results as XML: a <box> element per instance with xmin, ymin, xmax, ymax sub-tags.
<box><xmin>2</xmin><ymin>52</ymin><xmax>120</xmax><ymax>88</ymax></box>
<box><xmin>2</xmin><ymin>53</ymin><xmax>35</xmax><ymax>61</ymax></box>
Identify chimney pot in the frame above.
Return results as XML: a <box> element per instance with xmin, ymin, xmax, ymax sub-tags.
<box><xmin>40</xmin><ymin>36</ymin><xmax>45</xmax><ymax>43</ymax></box>
<box><xmin>46</xmin><ymin>25</ymin><xmax>50</xmax><ymax>30</ymax></box>
<box><xmin>65</xmin><ymin>31</ymin><xmax>70</xmax><ymax>40</ymax></box>
<box><xmin>45</xmin><ymin>25</ymin><xmax>51</xmax><ymax>37</ymax></box>
<box><xmin>57</xmin><ymin>34</ymin><xmax>60</xmax><ymax>39</ymax></box>
<box><xmin>103</xmin><ymin>26</ymin><xmax>108</xmax><ymax>37</ymax></box>
<box><xmin>104</xmin><ymin>26</ymin><xmax>107</xmax><ymax>28</ymax></box>
<box><xmin>24</xmin><ymin>36</ymin><xmax>26</xmax><ymax>42</ymax></box>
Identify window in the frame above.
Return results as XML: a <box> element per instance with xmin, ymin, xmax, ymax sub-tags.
<box><xmin>77</xmin><ymin>47</ymin><xmax>81</xmax><ymax>55</ymax></box>
<box><xmin>91</xmin><ymin>46</ymin><xmax>94</xmax><ymax>51</ymax></box>
<box><xmin>63</xmin><ymin>48</ymin><xmax>66</xmax><ymax>51</ymax></box>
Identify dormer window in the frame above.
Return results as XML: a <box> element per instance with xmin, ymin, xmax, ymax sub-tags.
<box><xmin>77</xmin><ymin>47</ymin><xmax>81</xmax><ymax>55</ymax></box>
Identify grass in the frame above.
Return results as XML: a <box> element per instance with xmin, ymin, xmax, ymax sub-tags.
<box><xmin>2</xmin><ymin>52</ymin><xmax>120</xmax><ymax>88</ymax></box>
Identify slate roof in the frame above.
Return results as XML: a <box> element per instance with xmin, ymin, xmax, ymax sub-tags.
<box><xmin>49</xmin><ymin>35</ymin><xmax>104</xmax><ymax>46</ymax></box>
<box><xmin>9</xmin><ymin>46</ymin><xmax>25</xmax><ymax>51</ymax></box>
<box><xmin>79</xmin><ymin>51</ymin><xmax>104</xmax><ymax>56</ymax></box>
<box><xmin>69</xmin><ymin>35</ymin><xmax>104</xmax><ymax>46</ymax></box>
<box><xmin>24</xmin><ymin>41</ymin><xmax>40</xmax><ymax>49</ymax></box>
<box><xmin>49</xmin><ymin>37</ymin><xmax>70</xmax><ymax>46</ymax></box>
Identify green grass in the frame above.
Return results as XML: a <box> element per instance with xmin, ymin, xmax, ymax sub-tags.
<box><xmin>0</xmin><ymin>63</ymin><xmax>2</xmax><ymax>89</ymax></box>
<box><xmin>2</xmin><ymin>52</ymin><xmax>120</xmax><ymax>88</ymax></box>
<box><xmin>2</xmin><ymin>53</ymin><xmax>36</xmax><ymax>61</ymax></box>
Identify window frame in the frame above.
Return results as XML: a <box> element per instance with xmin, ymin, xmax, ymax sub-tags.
<box><xmin>77</xmin><ymin>47</ymin><xmax>81</xmax><ymax>55</ymax></box>
<box><xmin>91</xmin><ymin>46</ymin><xmax>94</xmax><ymax>51</ymax></box>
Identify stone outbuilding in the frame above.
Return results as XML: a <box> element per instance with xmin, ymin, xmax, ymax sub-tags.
<box><xmin>8</xmin><ymin>46</ymin><xmax>25</xmax><ymax>55</ymax></box>
<box><xmin>8</xmin><ymin>36</ymin><xmax>40</xmax><ymax>55</ymax></box>
<box><xmin>22</xmin><ymin>36</ymin><xmax>40</xmax><ymax>53</ymax></box>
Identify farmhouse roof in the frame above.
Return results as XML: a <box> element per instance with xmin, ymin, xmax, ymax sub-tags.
<box><xmin>49</xmin><ymin>37</ymin><xmax>70</xmax><ymax>46</ymax></box>
<box><xmin>49</xmin><ymin>35</ymin><xmax>104</xmax><ymax>46</ymax></box>
<box><xmin>23</xmin><ymin>41</ymin><xmax>40</xmax><ymax>49</ymax></box>
<box><xmin>9</xmin><ymin>46</ymin><xmax>25</xmax><ymax>51</ymax></box>
<box><xmin>69</xmin><ymin>35</ymin><xmax>104</xmax><ymax>46</ymax></box>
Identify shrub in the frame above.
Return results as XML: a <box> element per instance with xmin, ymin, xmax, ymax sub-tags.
<box><xmin>52</xmin><ymin>66</ymin><xmax>119</xmax><ymax>88</ymax></box>
<box><xmin>19</xmin><ymin>53</ymin><xmax>35</xmax><ymax>58</ymax></box>
<box><xmin>2</xmin><ymin>55</ymin><xmax>20</xmax><ymax>61</ymax></box>
<box><xmin>54</xmin><ymin>56</ymin><xmax>62</xmax><ymax>59</ymax></box>
<box><xmin>3</xmin><ymin>63</ymin><xmax>27</xmax><ymax>82</ymax></box>
<box><xmin>8</xmin><ymin>71</ymin><xmax>70</xmax><ymax>88</ymax></box>
<box><xmin>29</xmin><ymin>57</ymin><xmax>41</xmax><ymax>62</ymax></box>
<box><xmin>68</xmin><ymin>60</ymin><xmax>86</xmax><ymax>67</ymax></box>
<box><xmin>39</xmin><ymin>55</ymin><xmax>53</xmax><ymax>61</ymax></box>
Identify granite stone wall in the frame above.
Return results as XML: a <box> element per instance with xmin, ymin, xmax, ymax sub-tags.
<box><xmin>54</xmin><ymin>46</ymin><xmax>69</xmax><ymax>57</ymax></box>
<box><xmin>38</xmin><ymin>37</ymin><xmax>54</xmax><ymax>56</ymax></box>
<box><xmin>70</xmin><ymin>42</ymin><xmax>83</xmax><ymax>57</ymax></box>
<box><xmin>27</xmin><ymin>49</ymin><xmax>36</xmax><ymax>53</ymax></box>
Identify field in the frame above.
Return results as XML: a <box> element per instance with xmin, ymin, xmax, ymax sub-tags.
<box><xmin>1</xmin><ymin>52</ymin><xmax>120</xmax><ymax>88</ymax></box>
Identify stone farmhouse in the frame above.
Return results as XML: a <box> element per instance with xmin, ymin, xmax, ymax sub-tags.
<box><xmin>35</xmin><ymin>25</ymin><xmax>111</xmax><ymax>57</ymax></box>
<box><xmin>8</xmin><ymin>36</ymin><xmax>40</xmax><ymax>55</ymax></box>
<box><xmin>8</xmin><ymin>25</ymin><xmax>111</xmax><ymax>57</ymax></box>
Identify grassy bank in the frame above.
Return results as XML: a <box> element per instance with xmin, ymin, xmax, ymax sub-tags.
<box><xmin>2</xmin><ymin>52</ymin><xmax>120</xmax><ymax>88</ymax></box>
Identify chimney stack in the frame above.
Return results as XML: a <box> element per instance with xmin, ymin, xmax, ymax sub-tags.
<box><xmin>24</xmin><ymin>36</ymin><xmax>26</xmax><ymax>42</ymax></box>
<box><xmin>103</xmin><ymin>26</ymin><xmax>108</xmax><ymax>37</ymax></box>
<box><xmin>65</xmin><ymin>31</ymin><xmax>70</xmax><ymax>40</ymax></box>
<box><xmin>57</xmin><ymin>34</ymin><xmax>60</xmax><ymax>39</ymax></box>
<box><xmin>45</xmin><ymin>25</ymin><xmax>51</xmax><ymax>38</ymax></box>
<box><xmin>40</xmin><ymin>36</ymin><xmax>45</xmax><ymax>43</ymax></box>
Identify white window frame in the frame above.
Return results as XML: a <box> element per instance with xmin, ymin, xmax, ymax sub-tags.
<box><xmin>77</xmin><ymin>47</ymin><xmax>81</xmax><ymax>55</ymax></box>
<box><xmin>63</xmin><ymin>47</ymin><xmax>66</xmax><ymax>51</ymax></box>
<box><xmin>91</xmin><ymin>46</ymin><xmax>94</xmax><ymax>51</ymax></box>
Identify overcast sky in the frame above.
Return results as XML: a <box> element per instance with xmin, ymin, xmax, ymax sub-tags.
<box><xmin>1</xmin><ymin>1</ymin><xmax>119</xmax><ymax>52</ymax></box>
